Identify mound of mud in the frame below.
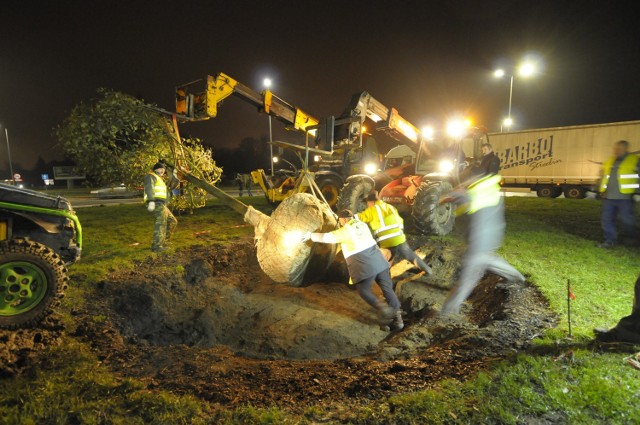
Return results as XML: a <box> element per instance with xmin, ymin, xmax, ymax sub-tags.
<box><xmin>0</xmin><ymin>315</ymin><xmax>64</xmax><ymax>377</ymax></box>
<box><xmin>74</xmin><ymin>236</ymin><xmax>556</xmax><ymax>408</ymax></box>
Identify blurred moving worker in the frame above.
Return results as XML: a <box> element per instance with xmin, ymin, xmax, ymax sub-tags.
<box><xmin>594</xmin><ymin>275</ymin><xmax>640</xmax><ymax>343</ymax></box>
<box><xmin>438</xmin><ymin>172</ymin><xmax>524</xmax><ymax>315</ymax></box>
<box><xmin>144</xmin><ymin>162</ymin><xmax>178</xmax><ymax>252</ymax></box>
<box><xmin>355</xmin><ymin>191</ymin><xmax>432</xmax><ymax>275</ymax></box>
<box><xmin>599</xmin><ymin>140</ymin><xmax>639</xmax><ymax>248</ymax></box>
<box><xmin>236</xmin><ymin>173</ymin><xmax>253</xmax><ymax>197</ymax></box>
<box><xmin>474</xmin><ymin>143</ymin><xmax>501</xmax><ymax>176</ymax></box>
<box><xmin>302</xmin><ymin>209</ymin><xmax>404</xmax><ymax>331</ymax></box>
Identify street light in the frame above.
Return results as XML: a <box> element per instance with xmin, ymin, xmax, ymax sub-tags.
<box><xmin>263</xmin><ymin>78</ymin><xmax>274</xmax><ymax>176</ymax></box>
<box><xmin>494</xmin><ymin>61</ymin><xmax>537</xmax><ymax>132</ymax></box>
<box><xmin>1</xmin><ymin>126</ymin><xmax>15</xmax><ymax>185</ymax></box>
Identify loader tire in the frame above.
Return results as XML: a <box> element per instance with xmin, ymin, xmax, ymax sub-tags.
<box><xmin>412</xmin><ymin>181</ymin><xmax>455</xmax><ymax>236</ymax></box>
<box><xmin>0</xmin><ymin>239</ymin><xmax>69</xmax><ymax>329</ymax></box>
<box><xmin>336</xmin><ymin>175</ymin><xmax>375</xmax><ymax>215</ymax></box>
<box><xmin>315</xmin><ymin>176</ymin><xmax>343</xmax><ymax>209</ymax></box>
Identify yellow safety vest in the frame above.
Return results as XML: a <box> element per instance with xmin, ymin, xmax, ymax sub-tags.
<box><xmin>599</xmin><ymin>154</ymin><xmax>640</xmax><ymax>194</ymax></box>
<box><xmin>328</xmin><ymin>219</ymin><xmax>377</xmax><ymax>259</ymax></box>
<box><xmin>468</xmin><ymin>174</ymin><xmax>502</xmax><ymax>214</ymax></box>
<box><xmin>356</xmin><ymin>201</ymin><xmax>406</xmax><ymax>248</ymax></box>
<box><xmin>144</xmin><ymin>172</ymin><xmax>167</xmax><ymax>202</ymax></box>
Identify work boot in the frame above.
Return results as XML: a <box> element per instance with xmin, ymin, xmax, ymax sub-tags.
<box><xmin>389</xmin><ymin>310</ymin><xmax>404</xmax><ymax>332</ymax></box>
<box><xmin>375</xmin><ymin>302</ymin><xmax>396</xmax><ymax>323</ymax></box>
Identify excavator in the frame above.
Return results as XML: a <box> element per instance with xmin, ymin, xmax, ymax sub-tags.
<box><xmin>175</xmin><ymin>73</ymin><xmax>422</xmax><ymax>207</ymax></box>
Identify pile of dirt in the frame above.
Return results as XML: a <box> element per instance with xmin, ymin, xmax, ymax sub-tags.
<box><xmin>0</xmin><ymin>315</ymin><xmax>64</xmax><ymax>377</ymax></box>
<box><xmin>67</xmin><ymin>235</ymin><xmax>556</xmax><ymax>409</ymax></box>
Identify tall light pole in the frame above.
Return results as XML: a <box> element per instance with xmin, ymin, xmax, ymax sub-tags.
<box><xmin>494</xmin><ymin>62</ymin><xmax>536</xmax><ymax>132</ymax></box>
<box><xmin>263</xmin><ymin>78</ymin><xmax>274</xmax><ymax>176</ymax></box>
<box><xmin>2</xmin><ymin>126</ymin><xmax>15</xmax><ymax>185</ymax></box>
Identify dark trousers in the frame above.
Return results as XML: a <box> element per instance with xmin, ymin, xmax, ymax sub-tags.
<box><xmin>355</xmin><ymin>269</ymin><xmax>400</xmax><ymax>310</ymax></box>
<box><xmin>602</xmin><ymin>199</ymin><xmax>637</xmax><ymax>244</ymax></box>
<box><xmin>389</xmin><ymin>242</ymin><xmax>431</xmax><ymax>273</ymax></box>
<box><xmin>609</xmin><ymin>276</ymin><xmax>640</xmax><ymax>343</ymax></box>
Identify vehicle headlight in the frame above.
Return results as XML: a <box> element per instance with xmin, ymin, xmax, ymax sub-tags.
<box><xmin>439</xmin><ymin>160</ymin><xmax>454</xmax><ymax>173</ymax></box>
<box><xmin>313</xmin><ymin>155</ymin><xmax>321</xmax><ymax>162</ymax></box>
<box><xmin>364</xmin><ymin>162</ymin><xmax>378</xmax><ymax>175</ymax></box>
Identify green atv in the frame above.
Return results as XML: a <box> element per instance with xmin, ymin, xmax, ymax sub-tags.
<box><xmin>0</xmin><ymin>183</ymin><xmax>82</xmax><ymax>329</ymax></box>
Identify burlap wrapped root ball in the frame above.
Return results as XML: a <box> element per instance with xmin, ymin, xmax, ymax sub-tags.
<box><xmin>249</xmin><ymin>193</ymin><xmax>338</xmax><ymax>286</ymax></box>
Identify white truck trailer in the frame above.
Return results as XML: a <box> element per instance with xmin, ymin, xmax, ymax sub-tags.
<box><xmin>488</xmin><ymin>120</ymin><xmax>640</xmax><ymax>198</ymax></box>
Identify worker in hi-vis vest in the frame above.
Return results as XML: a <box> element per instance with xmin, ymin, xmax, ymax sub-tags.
<box><xmin>144</xmin><ymin>162</ymin><xmax>178</xmax><ymax>252</ymax></box>
<box><xmin>302</xmin><ymin>209</ymin><xmax>404</xmax><ymax>331</ymax></box>
<box><xmin>598</xmin><ymin>140</ymin><xmax>639</xmax><ymax>248</ymax></box>
<box><xmin>355</xmin><ymin>191</ymin><xmax>432</xmax><ymax>275</ymax></box>
<box><xmin>438</xmin><ymin>171</ymin><xmax>524</xmax><ymax>315</ymax></box>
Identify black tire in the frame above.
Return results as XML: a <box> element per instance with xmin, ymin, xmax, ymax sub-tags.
<box><xmin>0</xmin><ymin>239</ymin><xmax>69</xmax><ymax>329</ymax></box>
<box><xmin>336</xmin><ymin>176</ymin><xmax>375</xmax><ymax>215</ymax></box>
<box><xmin>315</xmin><ymin>177</ymin><xmax>343</xmax><ymax>209</ymax></box>
<box><xmin>563</xmin><ymin>185</ymin><xmax>587</xmax><ymax>199</ymax></box>
<box><xmin>412</xmin><ymin>181</ymin><xmax>455</xmax><ymax>235</ymax></box>
<box><xmin>536</xmin><ymin>185</ymin><xmax>562</xmax><ymax>198</ymax></box>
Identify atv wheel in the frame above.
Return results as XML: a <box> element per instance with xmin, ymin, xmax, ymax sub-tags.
<box><xmin>0</xmin><ymin>239</ymin><xmax>69</xmax><ymax>329</ymax></box>
<box><xmin>315</xmin><ymin>177</ymin><xmax>343</xmax><ymax>209</ymax></box>
<box><xmin>336</xmin><ymin>176</ymin><xmax>375</xmax><ymax>215</ymax></box>
<box><xmin>412</xmin><ymin>181</ymin><xmax>455</xmax><ymax>235</ymax></box>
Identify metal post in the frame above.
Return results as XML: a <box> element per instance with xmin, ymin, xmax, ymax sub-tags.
<box><xmin>268</xmin><ymin>115</ymin><xmax>274</xmax><ymax>176</ymax></box>
<box><xmin>508</xmin><ymin>74</ymin><xmax>514</xmax><ymax>122</ymax></box>
<box><xmin>5</xmin><ymin>128</ymin><xmax>15</xmax><ymax>185</ymax></box>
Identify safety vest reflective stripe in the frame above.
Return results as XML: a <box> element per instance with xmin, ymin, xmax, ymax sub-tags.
<box><xmin>144</xmin><ymin>173</ymin><xmax>167</xmax><ymax>202</ymax></box>
<box><xmin>368</xmin><ymin>203</ymin><xmax>406</xmax><ymax>248</ymax></box>
<box><xmin>468</xmin><ymin>174</ymin><xmax>502</xmax><ymax>214</ymax></box>
<box><xmin>377</xmin><ymin>230</ymin><xmax>404</xmax><ymax>242</ymax></box>
<box><xmin>372</xmin><ymin>205</ymin><xmax>401</xmax><ymax>235</ymax></box>
<box><xmin>600</xmin><ymin>155</ymin><xmax>640</xmax><ymax>194</ymax></box>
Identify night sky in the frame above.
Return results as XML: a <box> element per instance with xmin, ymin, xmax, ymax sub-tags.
<box><xmin>1</xmin><ymin>0</ymin><xmax>639</xmax><ymax>172</ymax></box>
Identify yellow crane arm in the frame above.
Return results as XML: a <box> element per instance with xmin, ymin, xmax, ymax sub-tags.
<box><xmin>176</xmin><ymin>72</ymin><xmax>318</xmax><ymax>132</ymax></box>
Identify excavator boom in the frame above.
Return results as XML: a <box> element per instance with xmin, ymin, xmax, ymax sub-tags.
<box><xmin>176</xmin><ymin>73</ymin><xmax>319</xmax><ymax>132</ymax></box>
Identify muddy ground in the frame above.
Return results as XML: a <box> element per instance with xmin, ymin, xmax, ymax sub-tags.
<box><xmin>0</xmin><ymin>235</ymin><xmax>556</xmax><ymax>411</ymax></box>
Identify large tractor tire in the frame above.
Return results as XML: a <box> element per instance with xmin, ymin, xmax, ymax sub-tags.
<box><xmin>411</xmin><ymin>181</ymin><xmax>455</xmax><ymax>236</ymax></box>
<box><xmin>315</xmin><ymin>176</ymin><xmax>343</xmax><ymax>210</ymax></box>
<box><xmin>336</xmin><ymin>175</ymin><xmax>375</xmax><ymax>215</ymax></box>
<box><xmin>0</xmin><ymin>239</ymin><xmax>69</xmax><ymax>329</ymax></box>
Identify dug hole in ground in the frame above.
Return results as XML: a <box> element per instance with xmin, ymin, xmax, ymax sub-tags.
<box><xmin>1</xmin><ymin>234</ymin><xmax>555</xmax><ymax>409</ymax></box>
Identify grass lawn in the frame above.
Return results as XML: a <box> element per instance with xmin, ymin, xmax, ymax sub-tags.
<box><xmin>1</xmin><ymin>196</ymin><xmax>638</xmax><ymax>424</ymax></box>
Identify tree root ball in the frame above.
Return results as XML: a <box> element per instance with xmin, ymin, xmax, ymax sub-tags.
<box><xmin>245</xmin><ymin>193</ymin><xmax>338</xmax><ymax>286</ymax></box>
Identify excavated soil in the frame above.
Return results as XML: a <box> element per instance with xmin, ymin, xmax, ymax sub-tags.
<box><xmin>58</xmin><ymin>235</ymin><xmax>556</xmax><ymax>409</ymax></box>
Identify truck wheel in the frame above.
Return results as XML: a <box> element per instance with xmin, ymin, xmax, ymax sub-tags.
<box><xmin>563</xmin><ymin>186</ymin><xmax>586</xmax><ymax>199</ymax></box>
<box><xmin>336</xmin><ymin>176</ymin><xmax>375</xmax><ymax>214</ymax></box>
<box><xmin>315</xmin><ymin>177</ymin><xmax>343</xmax><ymax>209</ymax></box>
<box><xmin>0</xmin><ymin>239</ymin><xmax>69</xmax><ymax>329</ymax></box>
<box><xmin>412</xmin><ymin>181</ymin><xmax>455</xmax><ymax>235</ymax></box>
<box><xmin>536</xmin><ymin>185</ymin><xmax>562</xmax><ymax>198</ymax></box>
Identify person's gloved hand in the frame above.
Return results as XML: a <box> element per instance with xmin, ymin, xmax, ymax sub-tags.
<box><xmin>633</xmin><ymin>194</ymin><xmax>640</xmax><ymax>203</ymax></box>
<box><xmin>147</xmin><ymin>201</ymin><xmax>156</xmax><ymax>212</ymax></box>
<box><xmin>301</xmin><ymin>232</ymin><xmax>312</xmax><ymax>242</ymax></box>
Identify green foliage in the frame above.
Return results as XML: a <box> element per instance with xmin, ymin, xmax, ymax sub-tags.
<box><xmin>55</xmin><ymin>89</ymin><xmax>222</xmax><ymax>210</ymax></box>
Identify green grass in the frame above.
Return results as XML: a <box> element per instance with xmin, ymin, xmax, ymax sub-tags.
<box><xmin>1</xmin><ymin>196</ymin><xmax>639</xmax><ymax>424</ymax></box>
<box><xmin>72</xmin><ymin>196</ymin><xmax>270</xmax><ymax>283</ymax></box>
